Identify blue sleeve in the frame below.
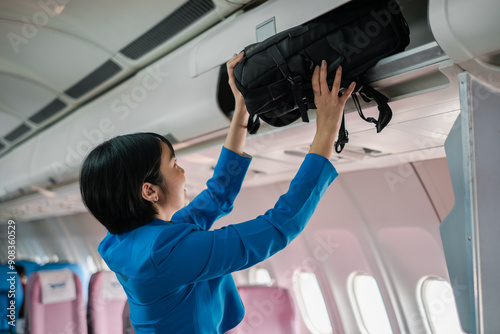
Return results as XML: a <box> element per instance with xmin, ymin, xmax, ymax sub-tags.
<box><xmin>152</xmin><ymin>153</ymin><xmax>337</xmax><ymax>286</ymax></box>
<box><xmin>171</xmin><ymin>146</ymin><xmax>252</xmax><ymax>231</ymax></box>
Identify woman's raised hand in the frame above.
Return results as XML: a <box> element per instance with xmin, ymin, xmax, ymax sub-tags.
<box><xmin>226</xmin><ymin>52</ymin><xmax>247</xmax><ymax>111</ymax></box>
<box><xmin>309</xmin><ymin>60</ymin><xmax>355</xmax><ymax>159</ymax></box>
<box><xmin>224</xmin><ymin>52</ymin><xmax>249</xmax><ymax>155</ymax></box>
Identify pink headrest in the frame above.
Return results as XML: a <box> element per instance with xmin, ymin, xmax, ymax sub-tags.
<box><xmin>25</xmin><ymin>270</ymin><xmax>87</xmax><ymax>334</ymax></box>
<box><xmin>227</xmin><ymin>286</ymin><xmax>297</xmax><ymax>334</ymax></box>
<box><xmin>88</xmin><ymin>271</ymin><xmax>127</xmax><ymax>334</ymax></box>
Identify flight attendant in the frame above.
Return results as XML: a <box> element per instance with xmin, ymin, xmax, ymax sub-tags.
<box><xmin>80</xmin><ymin>53</ymin><xmax>355</xmax><ymax>333</ymax></box>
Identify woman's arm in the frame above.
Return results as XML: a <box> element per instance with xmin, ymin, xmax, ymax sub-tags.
<box><xmin>153</xmin><ymin>62</ymin><xmax>354</xmax><ymax>285</ymax></box>
<box><xmin>169</xmin><ymin>53</ymin><xmax>251</xmax><ymax>230</ymax></box>
<box><xmin>153</xmin><ymin>152</ymin><xmax>337</xmax><ymax>286</ymax></box>
<box><xmin>224</xmin><ymin>52</ymin><xmax>249</xmax><ymax>156</ymax></box>
<box><xmin>171</xmin><ymin>147</ymin><xmax>251</xmax><ymax>230</ymax></box>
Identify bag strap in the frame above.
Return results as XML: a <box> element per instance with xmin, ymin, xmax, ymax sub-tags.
<box><xmin>267</xmin><ymin>45</ymin><xmax>309</xmax><ymax>123</ymax></box>
<box><xmin>352</xmin><ymin>92</ymin><xmax>375</xmax><ymax>124</ymax></box>
<box><xmin>247</xmin><ymin>114</ymin><xmax>261</xmax><ymax>134</ymax></box>
<box><xmin>356</xmin><ymin>83</ymin><xmax>393</xmax><ymax>133</ymax></box>
<box><xmin>335</xmin><ymin>111</ymin><xmax>349</xmax><ymax>153</ymax></box>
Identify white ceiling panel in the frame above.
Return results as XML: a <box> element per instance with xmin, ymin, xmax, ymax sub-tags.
<box><xmin>0</xmin><ymin>0</ymin><xmax>187</xmax><ymax>53</ymax></box>
<box><xmin>247</xmin><ymin>156</ymin><xmax>297</xmax><ymax>174</ymax></box>
<box><xmin>347</xmin><ymin>126</ymin><xmax>444</xmax><ymax>155</ymax></box>
<box><xmin>0</xmin><ymin>20</ymin><xmax>112</xmax><ymax>91</ymax></box>
<box><xmin>0</xmin><ymin>74</ymin><xmax>57</xmax><ymax>119</ymax></box>
<box><xmin>391</xmin><ymin>110</ymin><xmax>459</xmax><ymax>138</ymax></box>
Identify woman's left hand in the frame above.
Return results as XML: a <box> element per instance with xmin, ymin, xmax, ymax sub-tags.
<box><xmin>224</xmin><ymin>52</ymin><xmax>249</xmax><ymax>155</ymax></box>
<box><xmin>226</xmin><ymin>52</ymin><xmax>247</xmax><ymax>113</ymax></box>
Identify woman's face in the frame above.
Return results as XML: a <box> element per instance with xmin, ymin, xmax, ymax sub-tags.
<box><xmin>158</xmin><ymin>142</ymin><xmax>188</xmax><ymax>212</ymax></box>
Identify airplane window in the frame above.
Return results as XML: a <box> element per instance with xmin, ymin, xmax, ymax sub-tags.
<box><xmin>349</xmin><ymin>273</ymin><xmax>393</xmax><ymax>334</ymax></box>
<box><xmin>86</xmin><ymin>255</ymin><xmax>98</xmax><ymax>273</ymax></box>
<box><xmin>100</xmin><ymin>258</ymin><xmax>110</xmax><ymax>271</ymax></box>
<box><xmin>293</xmin><ymin>271</ymin><xmax>333</xmax><ymax>334</ymax></box>
<box><xmin>419</xmin><ymin>278</ymin><xmax>465</xmax><ymax>334</ymax></box>
<box><xmin>248</xmin><ymin>267</ymin><xmax>273</xmax><ymax>286</ymax></box>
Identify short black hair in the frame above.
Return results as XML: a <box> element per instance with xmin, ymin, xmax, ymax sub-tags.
<box><xmin>80</xmin><ymin>132</ymin><xmax>174</xmax><ymax>234</ymax></box>
<box><xmin>14</xmin><ymin>265</ymin><xmax>26</xmax><ymax>277</ymax></box>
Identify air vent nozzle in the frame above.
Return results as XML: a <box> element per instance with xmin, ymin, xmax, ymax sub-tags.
<box><xmin>4</xmin><ymin>124</ymin><xmax>31</xmax><ymax>142</ymax></box>
<box><xmin>65</xmin><ymin>60</ymin><xmax>122</xmax><ymax>99</ymax></box>
<box><xmin>29</xmin><ymin>99</ymin><xmax>67</xmax><ymax>124</ymax></box>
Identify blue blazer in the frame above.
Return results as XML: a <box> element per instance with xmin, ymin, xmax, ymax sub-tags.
<box><xmin>99</xmin><ymin>147</ymin><xmax>337</xmax><ymax>333</ymax></box>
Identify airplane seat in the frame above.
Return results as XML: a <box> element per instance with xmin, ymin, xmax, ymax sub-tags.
<box><xmin>24</xmin><ymin>269</ymin><xmax>87</xmax><ymax>334</ymax></box>
<box><xmin>0</xmin><ymin>265</ymin><xmax>23</xmax><ymax>334</ymax></box>
<box><xmin>88</xmin><ymin>271</ymin><xmax>127</xmax><ymax>334</ymax></box>
<box><xmin>38</xmin><ymin>262</ymin><xmax>89</xmax><ymax>303</ymax></box>
<box><xmin>122</xmin><ymin>300</ymin><xmax>135</xmax><ymax>334</ymax></box>
<box><xmin>226</xmin><ymin>286</ymin><xmax>297</xmax><ymax>334</ymax></box>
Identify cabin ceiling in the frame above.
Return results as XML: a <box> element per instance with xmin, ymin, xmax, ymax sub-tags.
<box><xmin>0</xmin><ymin>0</ymin><xmax>466</xmax><ymax>223</ymax></box>
<box><xmin>0</xmin><ymin>0</ymin><xmax>251</xmax><ymax>156</ymax></box>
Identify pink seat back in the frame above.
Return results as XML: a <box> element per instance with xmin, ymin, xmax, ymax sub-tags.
<box><xmin>25</xmin><ymin>269</ymin><xmax>87</xmax><ymax>334</ymax></box>
<box><xmin>122</xmin><ymin>300</ymin><xmax>135</xmax><ymax>334</ymax></box>
<box><xmin>226</xmin><ymin>286</ymin><xmax>297</xmax><ymax>334</ymax></box>
<box><xmin>88</xmin><ymin>271</ymin><xmax>127</xmax><ymax>334</ymax></box>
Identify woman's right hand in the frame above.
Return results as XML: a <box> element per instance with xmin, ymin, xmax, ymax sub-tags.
<box><xmin>309</xmin><ymin>60</ymin><xmax>355</xmax><ymax>159</ymax></box>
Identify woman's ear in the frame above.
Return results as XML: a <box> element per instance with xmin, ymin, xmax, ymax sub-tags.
<box><xmin>142</xmin><ymin>182</ymin><xmax>159</xmax><ymax>203</ymax></box>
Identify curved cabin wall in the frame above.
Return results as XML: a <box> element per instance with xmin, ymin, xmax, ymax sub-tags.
<box><xmin>215</xmin><ymin>157</ymin><xmax>454</xmax><ymax>333</ymax></box>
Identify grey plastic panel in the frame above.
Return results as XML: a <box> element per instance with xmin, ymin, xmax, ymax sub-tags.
<box><xmin>441</xmin><ymin>73</ymin><xmax>500</xmax><ymax>334</ymax></box>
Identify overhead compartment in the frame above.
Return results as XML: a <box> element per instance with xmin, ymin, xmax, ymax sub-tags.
<box><xmin>189</xmin><ymin>0</ymin><xmax>351</xmax><ymax>78</ymax></box>
<box><xmin>429</xmin><ymin>0</ymin><xmax>500</xmax><ymax>87</ymax></box>
<box><xmin>211</xmin><ymin>0</ymin><xmax>455</xmax><ymax>125</ymax></box>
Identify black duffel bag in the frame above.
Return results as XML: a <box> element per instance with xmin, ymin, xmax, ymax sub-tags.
<box><xmin>234</xmin><ymin>0</ymin><xmax>410</xmax><ymax>153</ymax></box>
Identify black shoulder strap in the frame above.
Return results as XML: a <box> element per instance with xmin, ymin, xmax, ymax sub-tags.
<box><xmin>247</xmin><ymin>114</ymin><xmax>261</xmax><ymax>134</ymax></box>
<box><xmin>357</xmin><ymin>83</ymin><xmax>392</xmax><ymax>133</ymax></box>
<box><xmin>335</xmin><ymin>111</ymin><xmax>349</xmax><ymax>153</ymax></box>
<box><xmin>267</xmin><ymin>45</ymin><xmax>309</xmax><ymax>123</ymax></box>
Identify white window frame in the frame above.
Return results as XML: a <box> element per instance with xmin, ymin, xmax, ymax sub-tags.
<box><xmin>417</xmin><ymin>276</ymin><xmax>465</xmax><ymax>334</ymax></box>
<box><xmin>347</xmin><ymin>272</ymin><xmax>393</xmax><ymax>334</ymax></box>
<box><xmin>293</xmin><ymin>270</ymin><xmax>333</xmax><ymax>334</ymax></box>
<box><xmin>248</xmin><ymin>266</ymin><xmax>274</xmax><ymax>286</ymax></box>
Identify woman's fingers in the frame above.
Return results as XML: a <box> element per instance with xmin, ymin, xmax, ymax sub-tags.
<box><xmin>314</xmin><ymin>61</ymin><xmax>352</xmax><ymax>103</ymax></box>
<box><xmin>340</xmin><ymin>81</ymin><xmax>356</xmax><ymax>104</ymax></box>
<box><xmin>226</xmin><ymin>52</ymin><xmax>244</xmax><ymax>78</ymax></box>
<box><xmin>227</xmin><ymin>52</ymin><xmax>245</xmax><ymax>97</ymax></box>
<box><xmin>332</xmin><ymin>65</ymin><xmax>342</xmax><ymax>96</ymax></box>
<box><xmin>312</xmin><ymin>65</ymin><xmax>321</xmax><ymax>96</ymax></box>
<box><xmin>227</xmin><ymin>52</ymin><xmax>244</xmax><ymax>69</ymax></box>
<box><xmin>319</xmin><ymin>60</ymin><xmax>329</xmax><ymax>94</ymax></box>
